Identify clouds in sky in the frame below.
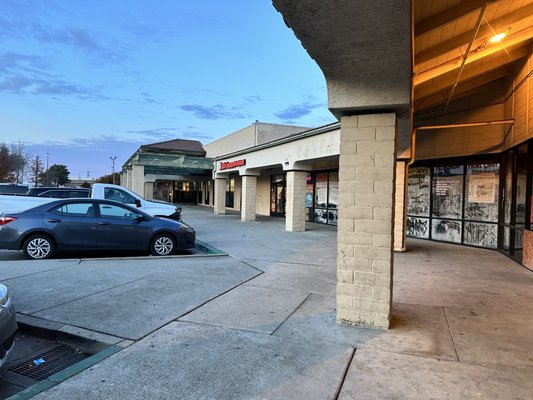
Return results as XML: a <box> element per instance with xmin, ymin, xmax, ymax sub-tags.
<box><xmin>0</xmin><ymin>1</ymin><xmax>336</xmax><ymax>179</ymax></box>
<box><xmin>274</xmin><ymin>101</ymin><xmax>324</xmax><ymax>123</ymax></box>
<box><xmin>179</xmin><ymin>104</ymin><xmax>250</xmax><ymax>120</ymax></box>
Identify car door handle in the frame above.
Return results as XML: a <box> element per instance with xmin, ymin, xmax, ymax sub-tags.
<box><xmin>47</xmin><ymin>219</ymin><xmax>61</xmax><ymax>223</ymax></box>
<box><xmin>98</xmin><ymin>221</ymin><xmax>111</xmax><ymax>225</ymax></box>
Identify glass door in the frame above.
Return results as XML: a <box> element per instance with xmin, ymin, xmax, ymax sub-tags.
<box><xmin>499</xmin><ymin>143</ymin><xmax>529</xmax><ymax>263</ymax></box>
<box><xmin>270</xmin><ymin>174</ymin><xmax>285</xmax><ymax>217</ymax></box>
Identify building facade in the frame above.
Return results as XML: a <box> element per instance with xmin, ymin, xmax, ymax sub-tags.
<box><xmin>122</xmin><ymin>139</ymin><xmax>213</xmax><ymax>204</ymax></box>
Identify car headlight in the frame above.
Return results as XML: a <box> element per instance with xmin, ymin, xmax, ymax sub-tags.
<box><xmin>178</xmin><ymin>223</ymin><xmax>195</xmax><ymax>233</ymax></box>
<box><xmin>0</xmin><ymin>284</ymin><xmax>9</xmax><ymax>308</ymax></box>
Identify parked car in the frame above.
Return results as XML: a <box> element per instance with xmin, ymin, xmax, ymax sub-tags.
<box><xmin>0</xmin><ymin>184</ymin><xmax>28</xmax><ymax>195</ymax></box>
<box><xmin>0</xmin><ymin>183</ymin><xmax>182</xmax><ymax>221</ymax></box>
<box><xmin>0</xmin><ymin>283</ymin><xmax>17</xmax><ymax>368</ymax></box>
<box><xmin>25</xmin><ymin>187</ymin><xmax>90</xmax><ymax>198</ymax></box>
<box><xmin>0</xmin><ymin>199</ymin><xmax>195</xmax><ymax>260</ymax></box>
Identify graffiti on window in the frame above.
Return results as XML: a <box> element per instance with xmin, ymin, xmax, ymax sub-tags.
<box><xmin>407</xmin><ymin>217</ymin><xmax>429</xmax><ymax>239</ymax></box>
<box><xmin>464</xmin><ymin>222</ymin><xmax>497</xmax><ymax>248</ymax></box>
<box><xmin>431</xmin><ymin>219</ymin><xmax>462</xmax><ymax>243</ymax></box>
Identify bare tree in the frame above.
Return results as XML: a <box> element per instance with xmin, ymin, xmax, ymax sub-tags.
<box><xmin>0</xmin><ymin>143</ymin><xmax>10</xmax><ymax>182</ymax></box>
<box><xmin>27</xmin><ymin>155</ymin><xmax>44</xmax><ymax>186</ymax></box>
<box><xmin>10</xmin><ymin>142</ymin><xmax>30</xmax><ymax>184</ymax></box>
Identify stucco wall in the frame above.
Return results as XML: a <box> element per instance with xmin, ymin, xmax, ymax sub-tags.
<box><xmin>205</xmin><ymin>125</ymin><xmax>255</xmax><ymax>158</ymax></box>
<box><xmin>205</xmin><ymin>123</ymin><xmax>310</xmax><ymax>158</ymax></box>
<box><xmin>256</xmin><ymin>123</ymin><xmax>308</xmax><ymax>145</ymax></box>
<box><xmin>215</xmin><ymin>127</ymin><xmax>340</xmax><ymax>176</ymax></box>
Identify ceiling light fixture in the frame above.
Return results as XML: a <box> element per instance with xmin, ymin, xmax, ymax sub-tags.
<box><xmin>489</xmin><ymin>32</ymin><xmax>507</xmax><ymax>43</ymax></box>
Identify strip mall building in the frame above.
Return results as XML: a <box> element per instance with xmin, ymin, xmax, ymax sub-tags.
<box><xmin>124</xmin><ymin>0</ymin><xmax>533</xmax><ymax>329</ymax></box>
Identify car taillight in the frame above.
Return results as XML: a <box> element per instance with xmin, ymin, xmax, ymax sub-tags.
<box><xmin>0</xmin><ymin>217</ymin><xmax>16</xmax><ymax>226</ymax></box>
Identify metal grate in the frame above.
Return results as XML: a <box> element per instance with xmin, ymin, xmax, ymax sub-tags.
<box><xmin>7</xmin><ymin>344</ymin><xmax>88</xmax><ymax>381</ymax></box>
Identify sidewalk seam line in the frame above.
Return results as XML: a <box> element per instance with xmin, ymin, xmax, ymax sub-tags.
<box><xmin>443</xmin><ymin>306</ymin><xmax>461</xmax><ymax>362</ymax></box>
<box><xmin>332</xmin><ymin>347</ymin><xmax>356</xmax><ymax>400</ymax></box>
<box><xmin>270</xmin><ymin>292</ymin><xmax>312</xmax><ymax>336</ymax></box>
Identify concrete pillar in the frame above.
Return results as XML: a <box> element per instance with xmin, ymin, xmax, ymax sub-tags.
<box><xmin>214</xmin><ymin>178</ymin><xmax>226</xmax><ymax>215</ymax></box>
<box><xmin>241</xmin><ymin>175</ymin><xmax>258</xmax><ymax>221</ymax></box>
<box><xmin>121</xmin><ymin>171</ymin><xmax>128</xmax><ymax>189</ymax></box>
<box><xmin>394</xmin><ymin>161</ymin><xmax>407</xmax><ymax>252</ymax></box>
<box><xmin>337</xmin><ymin>113</ymin><xmax>396</xmax><ymax>329</ymax></box>
<box><xmin>131</xmin><ymin>164</ymin><xmax>145</xmax><ymax>197</ymax></box>
<box><xmin>144</xmin><ymin>182</ymin><xmax>154</xmax><ymax>200</ymax></box>
<box><xmin>126</xmin><ymin>169</ymin><xmax>133</xmax><ymax>190</ymax></box>
<box><xmin>201</xmin><ymin>181</ymin><xmax>206</xmax><ymax>205</ymax></box>
<box><xmin>285</xmin><ymin>170</ymin><xmax>307</xmax><ymax>232</ymax></box>
<box><xmin>234</xmin><ymin>176</ymin><xmax>242</xmax><ymax>211</ymax></box>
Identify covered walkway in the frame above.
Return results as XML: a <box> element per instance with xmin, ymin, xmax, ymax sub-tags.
<box><xmin>5</xmin><ymin>205</ymin><xmax>531</xmax><ymax>399</ymax></box>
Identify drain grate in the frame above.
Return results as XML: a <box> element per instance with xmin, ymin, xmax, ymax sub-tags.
<box><xmin>7</xmin><ymin>344</ymin><xmax>88</xmax><ymax>381</ymax></box>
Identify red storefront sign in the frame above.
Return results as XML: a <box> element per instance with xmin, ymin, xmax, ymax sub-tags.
<box><xmin>220</xmin><ymin>159</ymin><xmax>246</xmax><ymax>170</ymax></box>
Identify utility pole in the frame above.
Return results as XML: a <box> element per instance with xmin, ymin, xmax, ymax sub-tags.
<box><xmin>46</xmin><ymin>152</ymin><xmax>50</xmax><ymax>186</ymax></box>
<box><xmin>110</xmin><ymin>156</ymin><xmax>117</xmax><ymax>185</ymax></box>
<box><xmin>34</xmin><ymin>156</ymin><xmax>40</xmax><ymax>186</ymax></box>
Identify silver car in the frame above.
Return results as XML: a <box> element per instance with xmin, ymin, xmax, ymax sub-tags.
<box><xmin>0</xmin><ymin>284</ymin><xmax>17</xmax><ymax>368</ymax></box>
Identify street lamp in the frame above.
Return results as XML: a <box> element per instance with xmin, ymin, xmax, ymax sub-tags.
<box><xmin>110</xmin><ymin>156</ymin><xmax>117</xmax><ymax>185</ymax></box>
<box><xmin>46</xmin><ymin>152</ymin><xmax>49</xmax><ymax>186</ymax></box>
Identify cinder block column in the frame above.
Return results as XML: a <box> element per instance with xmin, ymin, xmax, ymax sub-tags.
<box><xmin>131</xmin><ymin>164</ymin><xmax>145</xmax><ymax>197</ymax></box>
<box><xmin>337</xmin><ymin>113</ymin><xmax>396</xmax><ymax>329</ymax></box>
<box><xmin>394</xmin><ymin>161</ymin><xmax>407</xmax><ymax>252</ymax></box>
<box><xmin>214</xmin><ymin>178</ymin><xmax>226</xmax><ymax>215</ymax></box>
<box><xmin>285</xmin><ymin>170</ymin><xmax>307</xmax><ymax>232</ymax></box>
<box><xmin>241</xmin><ymin>175</ymin><xmax>257</xmax><ymax>221</ymax></box>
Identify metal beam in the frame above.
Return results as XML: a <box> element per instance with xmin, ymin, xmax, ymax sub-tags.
<box><xmin>414</xmin><ymin>26</ymin><xmax>533</xmax><ymax>85</ymax></box>
<box><xmin>415</xmin><ymin>46</ymin><xmax>528</xmax><ymax>99</ymax></box>
<box><xmin>416</xmin><ymin>4</ymin><xmax>533</xmax><ymax>64</ymax></box>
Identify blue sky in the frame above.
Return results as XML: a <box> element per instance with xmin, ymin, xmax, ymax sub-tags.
<box><xmin>0</xmin><ymin>0</ymin><xmax>335</xmax><ymax>180</ymax></box>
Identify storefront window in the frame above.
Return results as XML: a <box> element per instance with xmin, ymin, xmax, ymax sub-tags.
<box><xmin>431</xmin><ymin>165</ymin><xmax>463</xmax><ymax>243</ymax></box>
<box><xmin>463</xmin><ymin>162</ymin><xmax>499</xmax><ymax>248</ymax></box>
<box><xmin>407</xmin><ymin>167</ymin><xmax>430</xmax><ymax>239</ymax></box>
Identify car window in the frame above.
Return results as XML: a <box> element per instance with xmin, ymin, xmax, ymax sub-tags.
<box><xmin>104</xmin><ymin>188</ymin><xmax>137</xmax><ymax>204</ymax></box>
<box><xmin>51</xmin><ymin>203</ymin><xmax>95</xmax><ymax>217</ymax></box>
<box><xmin>99</xmin><ymin>204</ymin><xmax>141</xmax><ymax>220</ymax></box>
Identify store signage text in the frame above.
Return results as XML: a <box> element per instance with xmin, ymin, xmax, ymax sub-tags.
<box><xmin>220</xmin><ymin>159</ymin><xmax>246</xmax><ymax>170</ymax></box>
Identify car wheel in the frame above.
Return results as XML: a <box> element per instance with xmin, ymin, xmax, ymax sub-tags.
<box><xmin>23</xmin><ymin>234</ymin><xmax>55</xmax><ymax>260</ymax></box>
<box><xmin>150</xmin><ymin>234</ymin><xmax>176</xmax><ymax>256</ymax></box>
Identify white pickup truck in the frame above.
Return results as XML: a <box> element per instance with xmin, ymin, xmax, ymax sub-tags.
<box><xmin>0</xmin><ymin>183</ymin><xmax>182</xmax><ymax>220</ymax></box>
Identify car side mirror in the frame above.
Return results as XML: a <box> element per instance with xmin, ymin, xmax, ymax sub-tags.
<box><xmin>134</xmin><ymin>215</ymin><xmax>145</xmax><ymax>222</ymax></box>
<box><xmin>134</xmin><ymin>199</ymin><xmax>141</xmax><ymax>207</ymax></box>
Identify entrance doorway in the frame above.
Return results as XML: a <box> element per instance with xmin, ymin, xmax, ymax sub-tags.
<box><xmin>270</xmin><ymin>174</ymin><xmax>285</xmax><ymax>217</ymax></box>
<box><xmin>499</xmin><ymin>143</ymin><xmax>530</xmax><ymax>263</ymax></box>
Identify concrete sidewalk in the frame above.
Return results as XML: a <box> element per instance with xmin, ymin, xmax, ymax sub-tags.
<box><xmin>2</xmin><ymin>205</ymin><xmax>532</xmax><ymax>399</ymax></box>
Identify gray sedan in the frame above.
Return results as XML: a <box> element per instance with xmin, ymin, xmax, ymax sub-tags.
<box><xmin>0</xmin><ymin>199</ymin><xmax>195</xmax><ymax>259</ymax></box>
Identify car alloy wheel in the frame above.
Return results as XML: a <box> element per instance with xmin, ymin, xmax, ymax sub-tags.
<box><xmin>151</xmin><ymin>234</ymin><xmax>175</xmax><ymax>256</ymax></box>
<box><xmin>24</xmin><ymin>235</ymin><xmax>55</xmax><ymax>260</ymax></box>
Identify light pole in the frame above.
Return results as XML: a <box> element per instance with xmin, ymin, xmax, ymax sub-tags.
<box><xmin>45</xmin><ymin>152</ymin><xmax>49</xmax><ymax>186</ymax></box>
<box><xmin>110</xmin><ymin>156</ymin><xmax>117</xmax><ymax>185</ymax></box>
